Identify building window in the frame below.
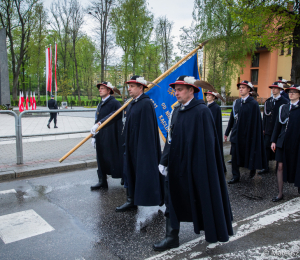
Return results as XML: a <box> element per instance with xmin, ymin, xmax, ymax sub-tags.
<box><xmin>252</xmin><ymin>53</ymin><xmax>260</xmax><ymax>67</ymax></box>
<box><xmin>287</xmin><ymin>41</ymin><xmax>292</xmax><ymax>55</ymax></box>
<box><xmin>251</xmin><ymin>69</ymin><xmax>259</xmax><ymax>85</ymax></box>
<box><xmin>254</xmin><ymin>87</ymin><xmax>258</xmax><ymax>93</ymax></box>
<box><xmin>280</xmin><ymin>42</ymin><xmax>284</xmax><ymax>55</ymax></box>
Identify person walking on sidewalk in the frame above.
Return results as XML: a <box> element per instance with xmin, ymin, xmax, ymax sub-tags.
<box><xmin>153</xmin><ymin>76</ymin><xmax>233</xmax><ymax>251</ymax></box>
<box><xmin>47</xmin><ymin>95</ymin><xmax>58</xmax><ymax>128</ymax></box>
<box><xmin>90</xmin><ymin>82</ymin><xmax>123</xmax><ymax>190</ymax></box>
<box><xmin>224</xmin><ymin>80</ymin><xmax>267</xmax><ymax>184</ymax></box>
<box><xmin>271</xmin><ymin>84</ymin><xmax>300</xmax><ymax>202</ymax></box>
<box><xmin>258</xmin><ymin>82</ymin><xmax>288</xmax><ymax>175</ymax></box>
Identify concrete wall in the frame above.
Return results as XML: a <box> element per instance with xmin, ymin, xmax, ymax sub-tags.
<box><xmin>0</xmin><ymin>28</ymin><xmax>10</xmax><ymax>106</ymax></box>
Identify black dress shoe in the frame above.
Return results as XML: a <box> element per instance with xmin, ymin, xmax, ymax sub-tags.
<box><xmin>47</xmin><ymin>123</ymin><xmax>50</xmax><ymax>129</ymax></box>
<box><xmin>258</xmin><ymin>169</ymin><xmax>269</xmax><ymax>174</ymax></box>
<box><xmin>90</xmin><ymin>182</ymin><xmax>108</xmax><ymax>190</ymax></box>
<box><xmin>272</xmin><ymin>195</ymin><xmax>283</xmax><ymax>202</ymax></box>
<box><xmin>120</xmin><ymin>178</ymin><xmax>124</xmax><ymax>185</ymax></box>
<box><xmin>115</xmin><ymin>201</ymin><xmax>137</xmax><ymax>212</ymax></box>
<box><xmin>54</xmin><ymin>125</ymin><xmax>58</xmax><ymax>128</ymax></box>
<box><xmin>227</xmin><ymin>160</ymin><xmax>232</xmax><ymax>164</ymax></box>
<box><xmin>227</xmin><ymin>178</ymin><xmax>239</xmax><ymax>184</ymax></box>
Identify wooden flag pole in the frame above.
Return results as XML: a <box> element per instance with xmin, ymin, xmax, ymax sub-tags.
<box><xmin>58</xmin><ymin>41</ymin><xmax>207</xmax><ymax>163</ymax></box>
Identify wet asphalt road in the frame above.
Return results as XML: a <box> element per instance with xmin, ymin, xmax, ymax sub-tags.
<box><xmin>0</xmin><ymin>143</ymin><xmax>300</xmax><ymax>259</ymax></box>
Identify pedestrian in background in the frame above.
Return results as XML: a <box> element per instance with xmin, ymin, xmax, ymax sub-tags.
<box><xmin>224</xmin><ymin>80</ymin><xmax>267</xmax><ymax>184</ymax></box>
<box><xmin>47</xmin><ymin>95</ymin><xmax>58</xmax><ymax>129</ymax></box>
<box><xmin>271</xmin><ymin>84</ymin><xmax>300</xmax><ymax>202</ymax></box>
<box><xmin>258</xmin><ymin>82</ymin><xmax>288</xmax><ymax>174</ymax></box>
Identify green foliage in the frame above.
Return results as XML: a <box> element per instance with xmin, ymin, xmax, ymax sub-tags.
<box><xmin>192</xmin><ymin>0</ymin><xmax>257</xmax><ymax>93</ymax></box>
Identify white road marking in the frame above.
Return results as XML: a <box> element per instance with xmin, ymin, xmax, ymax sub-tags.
<box><xmin>0</xmin><ymin>209</ymin><xmax>54</xmax><ymax>244</ymax></box>
<box><xmin>199</xmin><ymin>240</ymin><xmax>300</xmax><ymax>259</ymax></box>
<box><xmin>0</xmin><ymin>189</ymin><xmax>17</xmax><ymax>195</ymax></box>
<box><xmin>146</xmin><ymin>197</ymin><xmax>300</xmax><ymax>260</ymax></box>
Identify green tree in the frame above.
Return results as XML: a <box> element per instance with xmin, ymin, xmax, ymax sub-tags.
<box><xmin>192</xmin><ymin>0</ymin><xmax>256</xmax><ymax>94</ymax></box>
<box><xmin>0</xmin><ymin>0</ymin><xmax>40</xmax><ymax>100</ymax></box>
<box><xmin>224</xmin><ymin>0</ymin><xmax>300</xmax><ymax>84</ymax></box>
<box><xmin>111</xmin><ymin>0</ymin><xmax>153</xmax><ymax>100</ymax></box>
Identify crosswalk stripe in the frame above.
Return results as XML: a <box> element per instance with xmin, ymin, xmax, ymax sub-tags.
<box><xmin>0</xmin><ymin>189</ymin><xmax>17</xmax><ymax>195</ymax></box>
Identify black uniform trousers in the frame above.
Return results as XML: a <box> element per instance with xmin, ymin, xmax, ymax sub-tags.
<box><xmin>48</xmin><ymin>113</ymin><xmax>57</xmax><ymax>125</ymax></box>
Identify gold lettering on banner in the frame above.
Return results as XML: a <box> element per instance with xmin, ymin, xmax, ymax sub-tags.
<box><xmin>150</xmin><ymin>99</ymin><xmax>158</xmax><ymax>109</ymax></box>
<box><xmin>165</xmin><ymin>111</ymin><xmax>171</xmax><ymax>119</ymax></box>
<box><xmin>159</xmin><ymin>115</ymin><xmax>168</xmax><ymax>131</ymax></box>
<box><xmin>161</xmin><ymin>103</ymin><xmax>167</xmax><ymax>110</ymax></box>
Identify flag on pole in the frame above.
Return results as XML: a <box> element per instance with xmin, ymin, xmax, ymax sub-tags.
<box><xmin>19</xmin><ymin>91</ymin><xmax>24</xmax><ymax>112</ymax></box>
<box><xmin>146</xmin><ymin>53</ymin><xmax>203</xmax><ymax>140</ymax></box>
<box><xmin>49</xmin><ymin>45</ymin><xmax>52</xmax><ymax>93</ymax></box>
<box><xmin>33</xmin><ymin>92</ymin><xmax>36</xmax><ymax>110</ymax></box>
<box><xmin>26</xmin><ymin>92</ymin><xmax>29</xmax><ymax>110</ymax></box>
<box><xmin>21</xmin><ymin>91</ymin><xmax>24</xmax><ymax>104</ymax></box>
<box><xmin>30</xmin><ymin>91</ymin><xmax>33</xmax><ymax>110</ymax></box>
<box><xmin>55</xmin><ymin>43</ymin><xmax>58</xmax><ymax>92</ymax></box>
<box><xmin>46</xmin><ymin>47</ymin><xmax>49</xmax><ymax>92</ymax></box>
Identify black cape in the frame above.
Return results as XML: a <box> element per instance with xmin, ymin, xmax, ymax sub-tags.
<box><xmin>283</xmin><ymin>104</ymin><xmax>300</xmax><ymax>187</ymax></box>
<box><xmin>95</xmin><ymin>96</ymin><xmax>123</xmax><ymax>178</ymax></box>
<box><xmin>225</xmin><ymin>97</ymin><xmax>267</xmax><ymax>170</ymax></box>
<box><xmin>167</xmin><ymin>99</ymin><xmax>233</xmax><ymax>243</ymax></box>
<box><xmin>263</xmin><ymin>96</ymin><xmax>288</xmax><ymax>161</ymax></box>
<box><xmin>124</xmin><ymin>94</ymin><xmax>164</xmax><ymax>206</ymax></box>
<box><xmin>208</xmin><ymin>102</ymin><xmax>227</xmax><ymax>173</ymax></box>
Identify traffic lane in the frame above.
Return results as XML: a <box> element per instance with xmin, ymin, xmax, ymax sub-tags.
<box><xmin>0</xmin><ymin>163</ymin><xmax>299</xmax><ymax>260</ymax></box>
<box><xmin>0</xmin><ymin>177</ymin><xmax>117</xmax><ymax>260</ymax></box>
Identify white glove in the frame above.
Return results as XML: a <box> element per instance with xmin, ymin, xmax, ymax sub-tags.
<box><xmin>91</xmin><ymin>137</ymin><xmax>96</xmax><ymax>148</ymax></box>
<box><xmin>158</xmin><ymin>164</ymin><xmax>168</xmax><ymax>176</ymax></box>
<box><xmin>91</xmin><ymin>123</ymin><xmax>100</xmax><ymax>135</ymax></box>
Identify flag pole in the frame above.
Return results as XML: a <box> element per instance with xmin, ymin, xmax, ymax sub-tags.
<box><xmin>59</xmin><ymin>41</ymin><xmax>207</xmax><ymax>163</ymax></box>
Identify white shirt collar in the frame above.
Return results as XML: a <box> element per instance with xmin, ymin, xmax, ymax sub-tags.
<box><xmin>241</xmin><ymin>95</ymin><xmax>249</xmax><ymax>101</ymax></box>
<box><xmin>273</xmin><ymin>94</ymin><xmax>281</xmax><ymax>100</ymax></box>
<box><xmin>134</xmin><ymin>93</ymin><xmax>143</xmax><ymax>101</ymax></box>
<box><xmin>102</xmin><ymin>95</ymin><xmax>110</xmax><ymax>102</ymax></box>
<box><xmin>207</xmin><ymin>101</ymin><xmax>214</xmax><ymax>105</ymax></box>
<box><xmin>290</xmin><ymin>100</ymin><xmax>299</xmax><ymax>106</ymax></box>
<box><xmin>182</xmin><ymin>97</ymin><xmax>194</xmax><ymax>107</ymax></box>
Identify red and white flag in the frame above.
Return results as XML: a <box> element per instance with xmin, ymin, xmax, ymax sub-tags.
<box><xmin>49</xmin><ymin>45</ymin><xmax>52</xmax><ymax>93</ymax></box>
<box><xmin>21</xmin><ymin>91</ymin><xmax>24</xmax><ymax>104</ymax></box>
<box><xmin>55</xmin><ymin>43</ymin><xmax>58</xmax><ymax>92</ymax></box>
<box><xmin>19</xmin><ymin>91</ymin><xmax>24</xmax><ymax>113</ymax></box>
<box><xmin>33</xmin><ymin>92</ymin><xmax>36</xmax><ymax>110</ymax></box>
<box><xmin>30</xmin><ymin>91</ymin><xmax>33</xmax><ymax>110</ymax></box>
<box><xmin>46</xmin><ymin>47</ymin><xmax>49</xmax><ymax>92</ymax></box>
<box><xmin>26</xmin><ymin>92</ymin><xmax>29</xmax><ymax>110</ymax></box>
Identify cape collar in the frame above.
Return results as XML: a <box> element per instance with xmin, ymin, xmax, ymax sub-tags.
<box><xmin>207</xmin><ymin>101</ymin><xmax>216</xmax><ymax>107</ymax></box>
<box><xmin>133</xmin><ymin>93</ymin><xmax>148</xmax><ymax>103</ymax></box>
<box><xmin>179</xmin><ymin>98</ymin><xmax>204</xmax><ymax>111</ymax></box>
<box><xmin>101</xmin><ymin>95</ymin><xmax>113</xmax><ymax>105</ymax></box>
<box><xmin>238</xmin><ymin>96</ymin><xmax>254</xmax><ymax>104</ymax></box>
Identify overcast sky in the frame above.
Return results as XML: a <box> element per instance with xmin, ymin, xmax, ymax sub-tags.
<box><xmin>43</xmin><ymin>0</ymin><xmax>195</xmax><ymax>57</ymax></box>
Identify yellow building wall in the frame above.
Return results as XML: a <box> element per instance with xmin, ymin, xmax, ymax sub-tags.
<box><xmin>276</xmin><ymin>52</ymin><xmax>292</xmax><ymax>81</ymax></box>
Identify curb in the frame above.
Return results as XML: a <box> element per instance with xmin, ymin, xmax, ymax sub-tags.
<box><xmin>0</xmin><ymin>159</ymin><xmax>97</xmax><ymax>182</ymax></box>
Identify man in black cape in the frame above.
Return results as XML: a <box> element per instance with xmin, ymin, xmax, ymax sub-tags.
<box><xmin>110</xmin><ymin>75</ymin><xmax>164</xmax><ymax>211</ymax></box>
<box><xmin>153</xmin><ymin>76</ymin><xmax>233</xmax><ymax>251</ymax></box>
<box><xmin>90</xmin><ymin>82</ymin><xmax>123</xmax><ymax>189</ymax></box>
<box><xmin>225</xmin><ymin>80</ymin><xmax>267</xmax><ymax>184</ymax></box>
<box><xmin>204</xmin><ymin>91</ymin><xmax>227</xmax><ymax>173</ymax></box>
<box><xmin>258</xmin><ymin>82</ymin><xmax>288</xmax><ymax>174</ymax></box>
<box><xmin>271</xmin><ymin>84</ymin><xmax>300</xmax><ymax>201</ymax></box>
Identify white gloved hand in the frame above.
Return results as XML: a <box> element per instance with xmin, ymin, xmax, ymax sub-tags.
<box><xmin>91</xmin><ymin>123</ymin><xmax>100</xmax><ymax>135</ymax></box>
<box><xmin>91</xmin><ymin>137</ymin><xmax>96</xmax><ymax>148</ymax></box>
<box><xmin>158</xmin><ymin>164</ymin><xmax>168</xmax><ymax>176</ymax></box>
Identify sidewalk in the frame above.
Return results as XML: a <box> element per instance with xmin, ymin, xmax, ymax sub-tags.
<box><xmin>0</xmin><ymin>107</ymin><xmax>231</xmax><ymax>182</ymax></box>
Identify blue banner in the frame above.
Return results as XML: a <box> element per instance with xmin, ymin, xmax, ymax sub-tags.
<box><xmin>146</xmin><ymin>53</ymin><xmax>203</xmax><ymax>140</ymax></box>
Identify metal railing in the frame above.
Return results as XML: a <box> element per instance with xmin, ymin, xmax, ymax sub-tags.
<box><xmin>1</xmin><ymin>109</ymin><xmax>96</xmax><ymax>165</ymax></box>
<box><xmin>1</xmin><ymin>105</ymin><xmax>264</xmax><ymax>165</ymax></box>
